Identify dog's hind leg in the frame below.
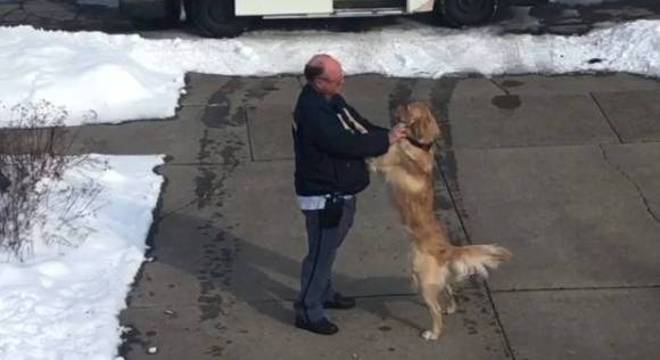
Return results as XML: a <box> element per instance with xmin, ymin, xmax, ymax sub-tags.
<box><xmin>420</xmin><ymin>282</ymin><xmax>444</xmax><ymax>340</ymax></box>
<box><xmin>442</xmin><ymin>285</ymin><xmax>457</xmax><ymax>315</ymax></box>
<box><xmin>413</xmin><ymin>250</ymin><xmax>449</xmax><ymax>340</ymax></box>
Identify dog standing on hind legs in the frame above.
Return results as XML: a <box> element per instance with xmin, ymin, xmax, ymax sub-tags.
<box><xmin>370</xmin><ymin>102</ymin><xmax>512</xmax><ymax>340</ymax></box>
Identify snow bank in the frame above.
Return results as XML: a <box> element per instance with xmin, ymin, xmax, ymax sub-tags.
<box><xmin>0</xmin><ymin>20</ymin><xmax>659</xmax><ymax>127</ymax></box>
<box><xmin>0</xmin><ymin>155</ymin><xmax>164</xmax><ymax>360</ymax></box>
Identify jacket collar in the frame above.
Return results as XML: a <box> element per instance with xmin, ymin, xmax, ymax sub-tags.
<box><xmin>304</xmin><ymin>84</ymin><xmax>342</xmax><ymax>104</ymax></box>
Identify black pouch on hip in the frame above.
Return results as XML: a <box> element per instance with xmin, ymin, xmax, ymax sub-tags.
<box><xmin>319</xmin><ymin>194</ymin><xmax>344</xmax><ymax>228</ymax></box>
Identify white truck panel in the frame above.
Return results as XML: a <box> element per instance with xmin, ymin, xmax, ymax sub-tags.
<box><xmin>236</xmin><ymin>0</ymin><xmax>333</xmax><ymax>16</ymax></box>
<box><xmin>407</xmin><ymin>0</ymin><xmax>435</xmax><ymax>13</ymax></box>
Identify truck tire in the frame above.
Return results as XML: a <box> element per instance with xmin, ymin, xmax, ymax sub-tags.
<box><xmin>183</xmin><ymin>0</ymin><xmax>193</xmax><ymax>23</ymax></box>
<box><xmin>164</xmin><ymin>0</ymin><xmax>182</xmax><ymax>25</ymax></box>
<box><xmin>435</xmin><ymin>0</ymin><xmax>500</xmax><ymax>27</ymax></box>
<box><xmin>120</xmin><ymin>0</ymin><xmax>181</xmax><ymax>25</ymax></box>
<box><xmin>188</xmin><ymin>0</ymin><xmax>250</xmax><ymax>38</ymax></box>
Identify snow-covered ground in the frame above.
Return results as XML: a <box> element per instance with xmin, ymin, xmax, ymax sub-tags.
<box><xmin>0</xmin><ymin>155</ymin><xmax>163</xmax><ymax>360</ymax></box>
<box><xmin>1</xmin><ymin>19</ymin><xmax>659</xmax><ymax>127</ymax></box>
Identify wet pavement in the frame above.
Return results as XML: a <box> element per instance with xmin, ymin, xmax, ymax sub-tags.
<box><xmin>51</xmin><ymin>72</ymin><xmax>660</xmax><ymax>359</ymax></box>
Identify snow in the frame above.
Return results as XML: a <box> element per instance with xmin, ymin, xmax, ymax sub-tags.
<box><xmin>1</xmin><ymin>19</ymin><xmax>660</xmax><ymax>127</ymax></box>
<box><xmin>0</xmin><ymin>155</ymin><xmax>164</xmax><ymax>360</ymax></box>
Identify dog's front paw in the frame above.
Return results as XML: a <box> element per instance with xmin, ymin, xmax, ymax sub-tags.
<box><xmin>421</xmin><ymin>330</ymin><xmax>439</xmax><ymax>341</ymax></box>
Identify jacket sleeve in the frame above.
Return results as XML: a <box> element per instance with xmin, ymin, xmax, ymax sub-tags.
<box><xmin>345</xmin><ymin>103</ymin><xmax>390</xmax><ymax>133</ymax></box>
<box><xmin>306</xmin><ymin>105</ymin><xmax>389</xmax><ymax>159</ymax></box>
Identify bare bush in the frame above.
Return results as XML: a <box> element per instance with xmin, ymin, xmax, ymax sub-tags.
<box><xmin>0</xmin><ymin>102</ymin><xmax>104</xmax><ymax>260</ymax></box>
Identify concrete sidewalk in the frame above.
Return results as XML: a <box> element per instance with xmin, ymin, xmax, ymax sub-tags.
<box><xmin>67</xmin><ymin>73</ymin><xmax>660</xmax><ymax>359</ymax></box>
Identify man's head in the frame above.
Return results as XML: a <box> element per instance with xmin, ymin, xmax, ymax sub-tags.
<box><xmin>304</xmin><ymin>54</ymin><xmax>345</xmax><ymax>98</ymax></box>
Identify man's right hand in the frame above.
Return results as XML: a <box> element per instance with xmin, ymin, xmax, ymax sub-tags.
<box><xmin>388</xmin><ymin>124</ymin><xmax>408</xmax><ymax>145</ymax></box>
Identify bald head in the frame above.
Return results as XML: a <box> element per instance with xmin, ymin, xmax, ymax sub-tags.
<box><xmin>304</xmin><ymin>54</ymin><xmax>344</xmax><ymax>97</ymax></box>
<box><xmin>304</xmin><ymin>54</ymin><xmax>338</xmax><ymax>81</ymax></box>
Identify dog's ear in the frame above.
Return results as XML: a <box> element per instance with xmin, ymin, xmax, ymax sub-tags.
<box><xmin>412</xmin><ymin>103</ymin><xmax>441</xmax><ymax>143</ymax></box>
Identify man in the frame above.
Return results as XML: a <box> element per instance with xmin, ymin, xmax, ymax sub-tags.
<box><xmin>292</xmin><ymin>54</ymin><xmax>407</xmax><ymax>335</ymax></box>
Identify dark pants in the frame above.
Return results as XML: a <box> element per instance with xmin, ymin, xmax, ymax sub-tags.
<box><xmin>295</xmin><ymin>197</ymin><xmax>356</xmax><ymax>322</ymax></box>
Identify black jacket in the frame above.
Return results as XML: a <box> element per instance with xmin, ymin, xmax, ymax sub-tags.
<box><xmin>293</xmin><ymin>84</ymin><xmax>389</xmax><ymax>196</ymax></box>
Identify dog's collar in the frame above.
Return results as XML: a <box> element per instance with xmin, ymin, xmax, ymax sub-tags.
<box><xmin>406</xmin><ymin>136</ymin><xmax>433</xmax><ymax>151</ymax></box>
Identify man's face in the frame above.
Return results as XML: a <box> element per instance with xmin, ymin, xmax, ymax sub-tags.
<box><xmin>314</xmin><ymin>61</ymin><xmax>344</xmax><ymax>97</ymax></box>
<box><xmin>318</xmin><ymin>71</ymin><xmax>344</xmax><ymax>96</ymax></box>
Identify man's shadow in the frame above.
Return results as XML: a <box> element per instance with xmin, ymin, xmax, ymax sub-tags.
<box><xmin>195</xmin><ymin>221</ymin><xmax>425</xmax><ymax>331</ymax></box>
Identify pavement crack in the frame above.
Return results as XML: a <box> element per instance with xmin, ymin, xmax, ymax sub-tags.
<box><xmin>489</xmin><ymin>78</ymin><xmax>510</xmax><ymax>95</ymax></box>
<box><xmin>435</xmin><ymin>155</ymin><xmax>517</xmax><ymax>360</ymax></box>
<box><xmin>243</xmin><ymin>107</ymin><xmax>255</xmax><ymax>162</ymax></box>
<box><xmin>158</xmin><ymin>198</ymin><xmax>197</xmax><ymax>220</ymax></box>
<box><xmin>590</xmin><ymin>92</ymin><xmax>624</xmax><ymax>144</ymax></box>
<box><xmin>598</xmin><ymin>144</ymin><xmax>660</xmax><ymax>224</ymax></box>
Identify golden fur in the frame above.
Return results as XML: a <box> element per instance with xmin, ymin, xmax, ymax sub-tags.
<box><xmin>371</xmin><ymin>102</ymin><xmax>512</xmax><ymax>340</ymax></box>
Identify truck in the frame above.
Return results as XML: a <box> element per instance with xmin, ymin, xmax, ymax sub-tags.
<box><xmin>120</xmin><ymin>0</ymin><xmax>538</xmax><ymax>38</ymax></box>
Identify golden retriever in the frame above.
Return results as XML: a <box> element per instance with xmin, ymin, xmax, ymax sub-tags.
<box><xmin>370</xmin><ymin>102</ymin><xmax>512</xmax><ymax>340</ymax></box>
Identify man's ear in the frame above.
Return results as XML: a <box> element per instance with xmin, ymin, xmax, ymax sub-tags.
<box><xmin>311</xmin><ymin>77</ymin><xmax>325</xmax><ymax>93</ymax></box>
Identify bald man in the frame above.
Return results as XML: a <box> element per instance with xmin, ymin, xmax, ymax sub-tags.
<box><xmin>292</xmin><ymin>54</ymin><xmax>407</xmax><ymax>335</ymax></box>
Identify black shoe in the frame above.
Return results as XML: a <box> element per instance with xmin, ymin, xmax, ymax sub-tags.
<box><xmin>323</xmin><ymin>293</ymin><xmax>356</xmax><ymax>310</ymax></box>
<box><xmin>295</xmin><ymin>317</ymin><xmax>339</xmax><ymax>335</ymax></box>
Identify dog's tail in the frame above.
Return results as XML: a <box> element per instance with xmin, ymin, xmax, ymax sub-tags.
<box><xmin>448</xmin><ymin>245</ymin><xmax>512</xmax><ymax>281</ymax></box>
